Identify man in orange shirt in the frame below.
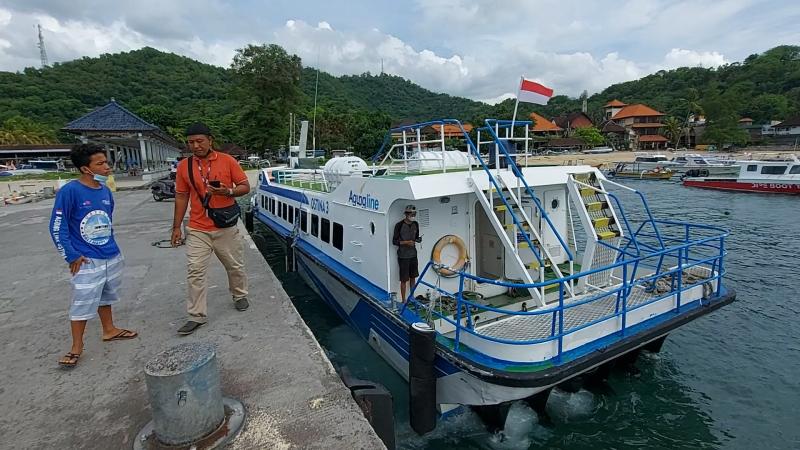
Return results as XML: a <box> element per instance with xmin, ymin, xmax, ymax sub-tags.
<box><xmin>171</xmin><ymin>123</ymin><xmax>251</xmax><ymax>335</ymax></box>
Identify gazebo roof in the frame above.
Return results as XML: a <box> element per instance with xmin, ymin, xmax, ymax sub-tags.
<box><xmin>62</xmin><ymin>100</ymin><xmax>159</xmax><ymax>133</ymax></box>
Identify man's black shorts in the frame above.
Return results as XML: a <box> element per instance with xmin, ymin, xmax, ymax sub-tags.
<box><xmin>398</xmin><ymin>256</ymin><xmax>419</xmax><ymax>282</ymax></box>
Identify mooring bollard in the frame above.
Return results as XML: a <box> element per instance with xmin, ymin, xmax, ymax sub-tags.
<box><xmin>135</xmin><ymin>342</ymin><xmax>246</xmax><ymax>449</ymax></box>
<box><xmin>144</xmin><ymin>342</ymin><xmax>224</xmax><ymax>445</ymax></box>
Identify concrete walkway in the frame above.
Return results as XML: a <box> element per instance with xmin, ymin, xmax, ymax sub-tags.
<box><xmin>0</xmin><ymin>191</ymin><xmax>385</xmax><ymax>449</ymax></box>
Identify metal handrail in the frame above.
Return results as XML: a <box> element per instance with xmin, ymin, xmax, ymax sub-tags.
<box><xmin>482</xmin><ymin>120</ymin><xmax>574</xmax><ymax>261</ymax></box>
<box><xmin>402</xmin><ymin>222</ymin><xmax>727</xmax><ymax>360</ymax></box>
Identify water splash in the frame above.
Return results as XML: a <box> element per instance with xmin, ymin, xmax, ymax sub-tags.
<box><xmin>547</xmin><ymin>388</ymin><xmax>597</xmax><ymax>423</ymax></box>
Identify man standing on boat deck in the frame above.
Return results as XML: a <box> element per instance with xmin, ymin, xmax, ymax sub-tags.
<box><xmin>170</xmin><ymin>122</ymin><xmax>251</xmax><ymax>335</ymax></box>
<box><xmin>393</xmin><ymin>205</ymin><xmax>421</xmax><ymax>302</ymax></box>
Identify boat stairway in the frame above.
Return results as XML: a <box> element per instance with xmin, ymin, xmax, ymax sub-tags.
<box><xmin>572</xmin><ymin>173</ymin><xmax>620</xmax><ymax>241</ymax></box>
<box><xmin>490</xmin><ymin>190</ymin><xmax>550</xmax><ymax>271</ymax></box>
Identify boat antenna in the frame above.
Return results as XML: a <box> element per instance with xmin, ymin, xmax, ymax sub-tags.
<box><xmin>312</xmin><ymin>47</ymin><xmax>320</xmax><ymax>152</ymax></box>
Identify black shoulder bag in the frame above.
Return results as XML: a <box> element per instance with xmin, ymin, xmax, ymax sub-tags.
<box><xmin>188</xmin><ymin>157</ymin><xmax>241</xmax><ymax>228</ymax></box>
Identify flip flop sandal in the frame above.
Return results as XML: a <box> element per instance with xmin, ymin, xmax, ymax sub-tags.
<box><xmin>103</xmin><ymin>329</ymin><xmax>139</xmax><ymax>341</ymax></box>
<box><xmin>58</xmin><ymin>352</ymin><xmax>81</xmax><ymax>369</ymax></box>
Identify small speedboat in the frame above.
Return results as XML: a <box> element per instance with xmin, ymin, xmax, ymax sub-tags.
<box><xmin>607</xmin><ymin>162</ymin><xmax>673</xmax><ymax>179</ymax></box>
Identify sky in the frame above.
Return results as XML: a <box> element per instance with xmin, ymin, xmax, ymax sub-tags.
<box><xmin>0</xmin><ymin>0</ymin><xmax>798</xmax><ymax>104</ymax></box>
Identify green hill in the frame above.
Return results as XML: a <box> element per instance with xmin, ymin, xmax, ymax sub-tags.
<box><xmin>1</xmin><ymin>44</ymin><xmax>798</xmax><ymax>151</ymax></box>
<box><xmin>512</xmin><ymin>45</ymin><xmax>800</xmax><ymax>126</ymax></box>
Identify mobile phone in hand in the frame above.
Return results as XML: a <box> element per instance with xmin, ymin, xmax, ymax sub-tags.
<box><xmin>209</xmin><ymin>180</ymin><xmax>221</xmax><ymax>188</ymax></box>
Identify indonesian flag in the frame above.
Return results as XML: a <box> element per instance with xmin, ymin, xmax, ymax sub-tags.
<box><xmin>517</xmin><ymin>78</ymin><xmax>553</xmax><ymax>105</ymax></box>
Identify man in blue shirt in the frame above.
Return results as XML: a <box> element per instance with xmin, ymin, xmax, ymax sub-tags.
<box><xmin>49</xmin><ymin>144</ymin><xmax>138</xmax><ymax>368</ymax></box>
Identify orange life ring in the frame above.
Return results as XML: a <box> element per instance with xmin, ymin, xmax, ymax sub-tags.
<box><xmin>431</xmin><ymin>235</ymin><xmax>468</xmax><ymax>277</ymax></box>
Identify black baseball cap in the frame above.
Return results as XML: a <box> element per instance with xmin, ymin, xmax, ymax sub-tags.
<box><xmin>185</xmin><ymin>122</ymin><xmax>212</xmax><ymax>137</ymax></box>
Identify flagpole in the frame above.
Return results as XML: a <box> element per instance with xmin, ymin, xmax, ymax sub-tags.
<box><xmin>510</xmin><ymin>77</ymin><xmax>522</xmax><ymax>139</ymax></box>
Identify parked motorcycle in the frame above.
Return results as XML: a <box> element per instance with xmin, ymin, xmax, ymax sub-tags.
<box><xmin>151</xmin><ymin>177</ymin><xmax>176</xmax><ymax>201</ymax></box>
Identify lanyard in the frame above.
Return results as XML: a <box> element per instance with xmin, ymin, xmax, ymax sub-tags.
<box><xmin>194</xmin><ymin>155</ymin><xmax>212</xmax><ymax>192</ymax></box>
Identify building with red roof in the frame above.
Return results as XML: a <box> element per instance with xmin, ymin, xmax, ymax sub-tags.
<box><xmin>529</xmin><ymin>112</ymin><xmax>563</xmax><ymax>135</ymax></box>
<box><xmin>607</xmin><ymin>102</ymin><xmax>668</xmax><ymax>150</ymax></box>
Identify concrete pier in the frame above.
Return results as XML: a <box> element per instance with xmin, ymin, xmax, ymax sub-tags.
<box><xmin>0</xmin><ymin>190</ymin><xmax>385</xmax><ymax>449</ymax></box>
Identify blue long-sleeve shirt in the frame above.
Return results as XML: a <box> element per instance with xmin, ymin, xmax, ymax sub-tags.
<box><xmin>49</xmin><ymin>180</ymin><xmax>120</xmax><ymax>263</ymax></box>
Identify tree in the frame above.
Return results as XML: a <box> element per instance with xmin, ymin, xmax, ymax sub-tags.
<box><xmin>231</xmin><ymin>44</ymin><xmax>303</xmax><ymax>151</ymax></box>
<box><xmin>0</xmin><ymin>116</ymin><xmax>57</xmax><ymax>145</ymax></box>
<box><xmin>701</xmin><ymin>84</ymin><xmax>749</xmax><ymax>147</ymax></box>
<box><xmin>663</xmin><ymin>116</ymin><xmax>683</xmax><ymax>148</ymax></box>
<box><xmin>573</xmin><ymin>126</ymin><xmax>604</xmax><ymax>147</ymax></box>
<box><xmin>136</xmin><ymin>104</ymin><xmax>178</xmax><ymax>131</ymax></box>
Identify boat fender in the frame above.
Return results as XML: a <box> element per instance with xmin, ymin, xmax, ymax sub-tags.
<box><xmin>431</xmin><ymin>235</ymin><xmax>468</xmax><ymax>277</ymax></box>
<box><xmin>245</xmin><ymin>207</ymin><xmax>254</xmax><ymax>232</ymax></box>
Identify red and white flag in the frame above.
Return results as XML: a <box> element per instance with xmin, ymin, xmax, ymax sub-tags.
<box><xmin>517</xmin><ymin>78</ymin><xmax>553</xmax><ymax>105</ymax></box>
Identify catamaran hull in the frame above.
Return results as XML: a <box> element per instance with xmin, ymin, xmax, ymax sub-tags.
<box><xmin>257</xmin><ymin>214</ymin><xmax>735</xmax><ymax>409</ymax></box>
<box><xmin>292</xmin><ymin>248</ymin><xmax>545</xmax><ymax>406</ymax></box>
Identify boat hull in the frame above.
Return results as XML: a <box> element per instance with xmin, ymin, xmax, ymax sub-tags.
<box><xmin>255</xmin><ymin>210</ymin><xmax>736</xmax><ymax>407</ymax></box>
<box><xmin>609</xmin><ymin>171</ymin><xmax>673</xmax><ymax>180</ymax></box>
<box><xmin>683</xmin><ymin>179</ymin><xmax>800</xmax><ymax>194</ymax></box>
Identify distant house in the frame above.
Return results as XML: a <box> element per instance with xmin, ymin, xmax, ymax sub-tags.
<box><xmin>598</xmin><ymin>120</ymin><xmax>626</xmax><ymax>150</ymax></box>
<box><xmin>603</xmin><ymin>99</ymin><xmax>628</xmax><ymax>120</ymax></box>
<box><xmin>608</xmin><ymin>103</ymin><xmax>668</xmax><ymax>150</ymax></box>
<box><xmin>738</xmin><ymin>117</ymin><xmax>763</xmax><ymax>142</ymax></box>
<box><xmin>0</xmin><ymin>144</ymin><xmax>72</xmax><ymax>162</ymax></box>
<box><xmin>429</xmin><ymin>123</ymin><xmax>474</xmax><ymax>138</ymax></box>
<box><xmin>220</xmin><ymin>143</ymin><xmax>247</xmax><ymax>159</ymax></box>
<box><xmin>528</xmin><ymin>112</ymin><xmax>562</xmax><ymax>136</ymax></box>
<box><xmin>553</xmin><ymin>112</ymin><xmax>593</xmax><ymax>132</ymax></box>
<box><xmin>771</xmin><ymin>117</ymin><xmax>800</xmax><ymax>135</ymax></box>
<box><xmin>546</xmin><ymin>137</ymin><xmax>587</xmax><ymax>151</ymax></box>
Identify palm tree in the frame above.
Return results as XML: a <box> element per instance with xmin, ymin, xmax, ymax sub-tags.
<box><xmin>680</xmin><ymin>92</ymin><xmax>705</xmax><ymax>148</ymax></box>
<box><xmin>663</xmin><ymin>116</ymin><xmax>683</xmax><ymax>148</ymax></box>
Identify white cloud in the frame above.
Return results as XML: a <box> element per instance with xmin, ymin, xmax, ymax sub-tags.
<box><xmin>0</xmin><ymin>0</ymin><xmax>797</xmax><ymax>104</ymax></box>
<box><xmin>663</xmin><ymin>48</ymin><xmax>727</xmax><ymax>68</ymax></box>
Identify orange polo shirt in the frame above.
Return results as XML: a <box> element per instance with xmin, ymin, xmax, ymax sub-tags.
<box><xmin>175</xmin><ymin>151</ymin><xmax>248</xmax><ymax>231</ymax></box>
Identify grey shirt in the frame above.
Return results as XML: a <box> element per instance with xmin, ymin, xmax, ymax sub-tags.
<box><xmin>392</xmin><ymin>220</ymin><xmax>419</xmax><ymax>259</ymax></box>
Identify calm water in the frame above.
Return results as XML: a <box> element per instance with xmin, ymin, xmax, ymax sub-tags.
<box><xmin>253</xmin><ymin>180</ymin><xmax>800</xmax><ymax>450</ymax></box>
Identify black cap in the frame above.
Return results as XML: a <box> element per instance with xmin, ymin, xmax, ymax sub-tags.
<box><xmin>185</xmin><ymin>122</ymin><xmax>212</xmax><ymax>137</ymax></box>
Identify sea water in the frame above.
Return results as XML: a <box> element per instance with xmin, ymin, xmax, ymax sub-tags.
<box><xmin>253</xmin><ymin>179</ymin><xmax>800</xmax><ymax>449</ymax></box>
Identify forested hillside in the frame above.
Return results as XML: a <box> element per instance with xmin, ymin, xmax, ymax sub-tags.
<box><xmin>1</xmin><ymin>44</ymin><xmax>798</xmax><ymax>153</ymax></box>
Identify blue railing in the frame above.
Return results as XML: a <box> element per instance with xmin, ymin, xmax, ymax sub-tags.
<box><xmin>402</xmin><ymin>219</ymin><xmax>728</xmax><ymax>364</ymax></box>
<box><xmin>481</xmin><ymin>119</ymin><xmax>574</xmax><ymax>261</ymax></box>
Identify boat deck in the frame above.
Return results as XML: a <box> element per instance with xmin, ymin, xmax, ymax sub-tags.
<box><xmin>473</xmin><ymin>285</ymin><xmax>661</xmax><ymax>341</ymax></box>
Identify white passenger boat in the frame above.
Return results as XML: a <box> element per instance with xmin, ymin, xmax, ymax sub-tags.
<box><xmin>623</xmin><ymin>153</ymin><xmax>738</xmax><ymax>178</ymax></box>
<box><xmin>683</xmin><ymin>154</ymin><xmax>800</xmax><ymax>194</ymax></box>
<box><xmin>250</xmin><ymin>119</ymin><xmax>735</xmax><ymax>420</ymax></box>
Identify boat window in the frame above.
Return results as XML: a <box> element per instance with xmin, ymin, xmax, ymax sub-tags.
<box><xmin>277</xmin><ymin>201</ymin><xmax>283</xmax><ymax>219</ymax></box>
<box><xmin>321</xmin><ymin>218</ymin><xmax>331</xmax><ymax>243</ymax></box>
<box><xmin>301</xmin><ymin>210</ymin><xmax>308</xmax><ymax>232</ymax></box>
<box><xmin>790</xmin><ymin>165</ymin><xmax>800</xmax><ymax>174</ymax></box>
<box><xmin>270</xmin><ymin>198</ymin><xmax>275</xmax><ymax>214</ymax></box>
<box><xmin>747</xmin><ymin>165</ymin><xmax>757</xmax><ymax>172</ymax></box>
<box><xmin>288</xmin><ymin>205</ymin><xmax>294</xmax><ymax>225</ymax></box>
<box><xmin>311</xmin><ymin>214</ymin><xmax>319</xmax><ymax>237</ymax></box>
<box><xmin>282</xmin><ymin>202</ymin><xmax>288</xmax><ymax>220</ymax></box>
<box><xmin>370</xmin><ymin>222</ymin><xmax>376</xmax><ymax>235</ymax></box>
<box><xmin>332</xmin><ymin>223</ymin><xmax>343</xmax><ymax>251</ymax></box>
<box><xmin>761</xmin><ymin>165</ymin><xmax>787</xmax><ymax>175</ymax></box>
